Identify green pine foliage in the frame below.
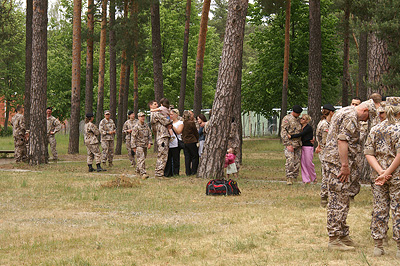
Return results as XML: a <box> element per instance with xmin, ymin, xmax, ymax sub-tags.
<box><xmin>242</xmin><ymin>0</ymin><xmax>341</xmax><ymax>117</ymax></box>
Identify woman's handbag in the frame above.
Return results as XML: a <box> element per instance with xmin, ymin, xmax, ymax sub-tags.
<box><xmin>172</xmin><ymin>128</ymin><xmax>185</xmax><ymax>149</ymax></box>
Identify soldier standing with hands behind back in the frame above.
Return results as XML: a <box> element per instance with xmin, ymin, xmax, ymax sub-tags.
<box><xmin>131</xmin><ymin>112</ymin><xmax>152</xmax><ymax>179</ymax></box>
<box><xmin>46</xmin><ymin>107</ymin><xmax>62</xmax><ymax>161</ymax></box>
<box><xmin>280</xmin><ymin>105</ymin><xmax>303</xmax><ymax>185</ymax></box>
<box><xmin>99</xmin><ymin>110</ymin><xmax>116</xmax><ymax>167</ymax></box>
<box><xmin>84</xmin><ymin>113</ymin><xmax>106</xmax><ymax>172</ymax></box>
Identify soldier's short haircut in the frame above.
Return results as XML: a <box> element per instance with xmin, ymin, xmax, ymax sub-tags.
<box><xmin>16</xmin><ymin>105</ymin><xmax>23</xmax><ymax>112</ymax></box>
<box><xmin>352</xmin><ymin>96</ymin><xmax>361</xmax><ymax>101</ymax></box>
<box><xmin>369</xmin><ymin>92</ymin><xmax>382</xmax><ymax>104</ymax></box>
<box><xmin>148</xmin><ymin>100</ymin><xmax>157</xmax><ymax>107</ymax></box>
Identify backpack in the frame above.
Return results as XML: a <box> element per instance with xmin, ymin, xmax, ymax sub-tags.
<box><xmin>206</xmin><ymin>179</ymin><xmax>241</xmax><ymax>196</ymax></box>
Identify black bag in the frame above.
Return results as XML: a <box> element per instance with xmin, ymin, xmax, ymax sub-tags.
<box><xmin>206</xmin><ymin>179</ymin><xmax>241</xmax><ymax>196</ymax></box>
<box><xmin>172</xmin><ymin>128</ymin><xmax>185</xmax><ymax>149</ymax></box>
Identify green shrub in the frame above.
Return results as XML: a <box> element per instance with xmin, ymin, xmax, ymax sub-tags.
<box><xmin>0</xmin><ymin>125</ymin><xmax>13</xmax><ymax>137</ymax></box>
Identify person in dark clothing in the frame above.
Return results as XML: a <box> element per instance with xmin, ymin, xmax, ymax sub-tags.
<box><xmin>289</xmin><ymin>114</ymin><xmax>317</xmax><ymax>184</ymax></box>
<box><xmin>182</xmin><ymin>110</ymin><xmax>199</xmax><ymax>176</ymax></box>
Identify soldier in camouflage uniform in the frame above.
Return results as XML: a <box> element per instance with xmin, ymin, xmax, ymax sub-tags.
<box><xmin>46</xmin><ymin>107</ymin><xmax>62</xmax><ymax>161</ymax></box>
<box><xmin>151</xmin><ymin>102</ymin><xmax>172</xmax><ymax>179</ymax></box>
<box><xmin>84</xmin><ymin>113</ymin><xmax>106</xmax><ymax>172</ymax></box>
<box><xmin>123</xmin><ymin>111</ymin><xmax>138</xmax><ymax>167</ymax></box>
<box><xmin>11</xmin><ymin>105</ymin><xmax>28</xmax><ymax>163</ymax></box>
<box><xmin>315</xmin><ymin>104</ymin><xmax>335</xmax><ymax>207</ymax></box>
<box><xmin>364</xmin><ymin>97</ymin><xmax>400</xmax><ymax>257</ymax></box>
<box><xmin>131</xmin><ymin>112</ymin><xmax>153</xmax><ymax>179</ymax></box>
<box><xmin>99</xmin><ymin>110</ymin><xmax>116</xmax><ymax>167</ymax></box>
<box><xmin>280</xmin><ymin>105</ymin><xmax>303</xmax><ymax>185</ymax></box>
<box><xmin>324</xmin><ymin>102</ymin><xmax>372</xmax><ymax>251</ymax></box>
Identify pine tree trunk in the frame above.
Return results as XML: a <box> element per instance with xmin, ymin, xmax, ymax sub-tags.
<box><xmin>116</xmin><ymin>50</ymin><xmax>127</xmax><ymax>155</ymax></box>
<box><xmin>132</xmin><ymin>0</ymin><xmax>139</xmax><ymax>116</ymax></box>
<box><xmin>279</xmin><ymin>0</ymin><xmax>291</xmax><ymax>139</ymax></box>
<box><xmin>5</xmin><ymin>101</ymin><xmax>10</xmax><ymax>130</ymax></box>
<box><xmin>178</xmin><ymin>0</ymin><xmax>191</xmax><ymax>115</ymax></box>
<box><xmin>85</xmin><ymin>0</ymin><xmax>94</xmax><ymax>114</ymax></box>
<box><xmin>124</xmin><ymin>64</ymin><xmax>130</xmax><ymax>117</ymax></box>
<box><xmin>342</xmin><ymin>0</ymin><xmax>350</xmax><ymax>107</ymax></box>
<box><xmin>197</xmin><ymin>0</ymin><xmax>248</xmax><ymax>179</ymax></box>
<box><xmin>109</xmin><ymin>0</ymin><xmax>117</xmax><ymax>122</ymax></box>
<box><xmin>233</xmin><ymin>85</ymin><xmax>242</xmax><ymax>164</ymax></box>
<box><xmin>24</xmin><ymin>0</ymin><xmax>33</xmax><ymax>130</ymax></box>
<box><xmin>193</xmin><ymin>0</ymin><xmax>211</xmax><ymax>117</ymax></box>
<box><xmin>368</xmin><ymin>32</ymin><xmax>390</xmax><ymax>95</ymax></box>
<box><xmin>308</xmin><ymin>0</ymin><xmax>322</xmax><ymax>133</ymax></box>
<box><xmin>68</xmin><ymin>0</ymin><xmax>81</xmax><ymax>154</ymax></box>
<box><xmin>151</xmin><ymin>1</ymin><xmax>164</xmax><ymax>102</ymax></box>
<box><xmin>358</xmin><ymin>30</ymin><xmax>368</xmax><ymax>101</ymax></box>
<box><xmin>30</xmin><ymin>0</ymin><xmax>48</xmax><ymax>164</ymax></box>
<box><xmin>96</xmin><ymin>0</ymin><xmax>107</xmax><ymax>125</ymax></box>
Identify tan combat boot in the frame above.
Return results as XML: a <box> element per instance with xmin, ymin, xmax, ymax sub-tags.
<box><xmin>373</xmin><ymin>239</ymin><xmax>384</xmax><ymax>256</ymax></box>
<box><xmin>286</xmin><ymin>178</ymin><xmax>293</xmax><ymax>185</ymax></box>
<box><xmin>340</xmin><ymin>235</ymin><xmax>356</xmax><ymax>247</ymax></box>
<box><xmin>328</xmin><ymin>236</ymin><xmax>355</xmax><ymax>251</ymax></box>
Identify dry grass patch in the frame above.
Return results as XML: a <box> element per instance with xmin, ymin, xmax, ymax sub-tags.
<box><xmin>0</xmin><ymin>137</ymin><xmax>399</xmax><ymax>265</ymax></box>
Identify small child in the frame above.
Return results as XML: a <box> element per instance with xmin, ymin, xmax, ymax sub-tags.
<box><xmin>150</xmin><ymin>98</ymin><xmax>171</xmax><ymax>120</ymax></box>
<box><xmin>225</xmin><ymin>147</ymin><xmax>238</xmax><ymax>179</ymax></box>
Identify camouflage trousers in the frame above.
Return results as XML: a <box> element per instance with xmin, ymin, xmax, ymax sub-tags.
<box><xmin>326</xmin><ymin>162</ymin><xmax>359</xmax><ymax>237</ymax></box>
<box><xmin>14</xmin><ymin>136</ymin><xmax>27</xmax><ymax>163</ymax></box>
<box><xmin>86</xmin><ymin>143</ymin><xmax>101</xmax><ymax>165</ymax></box>
<box><xmin>319</xmin><ymin>153</ymin><xmax>328</xmax><ymax>198</ymax></box>
<box><xmin>154</xmin><ymin>137</ymin><xmax>169</xmax><ymax>177</ymax></box>
<box><xmin>284</xmin><ymin>146</ymin><xmax>301</xmax><ymax>180</ymax></box>
<box><xmin>125</xmin><ymin>140</ymin><xmax>136</xmax><ymax>166</ymax></box>
<box><xmin>371</xmin><ymin>178</ymin><xmax>400</xmax><ymax>241</ymax></box>
<box><xmin>136</xmin><ymin>147</ymin><xmax>148</xmax><ymax>175</ymax></box>
<box><xmin>101</xmin><ymin>139</ymin><xmax>114</xmax><ymax>163</ymax></box>
<box><xmin>47</xmin><ymin>134</ymin><xmax>58</xmax><ymax>160</ymax></box>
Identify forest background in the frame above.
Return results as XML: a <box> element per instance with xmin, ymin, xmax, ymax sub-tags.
<box><xmin>1</xmin><ymin>0</ymin><xmax>400</xmax><ymax>171</ymax></box>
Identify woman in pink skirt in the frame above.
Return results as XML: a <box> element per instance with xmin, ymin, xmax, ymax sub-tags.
<box><xmin>289</xmin><ymin>114</ymin><xmax>317</xmax><ymax>184</ymax></box>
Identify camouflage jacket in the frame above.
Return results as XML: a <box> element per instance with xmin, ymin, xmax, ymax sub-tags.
<box><xmin>84</xmin><ymin>122</ymin><xmax>100</xmax><ymax>145</ymax></box>
<box><xmin>123</xmin><ymin>119</ymin><xmax>138</xmax><ymax>141</ymax></box>
<box><xmin>364</xmin><ymin>120</ymin><xmax>400</xmax><ymax>180</ymax></box>
<box><xmin>131</xmin><ymin>122</ymin><xmax>153</xmax><ymax>148</ymax></box>
<box><xmin>280</xmin><ymin>113</ymin><xmax>302</xmax><ymax>148</ymax></box>
<box><xmin>324</xmin><ymin>106</ymin><xmax>360</xmax><ymax>169</ymax></box>
<box><xmin>316</xmin><ymin>119</ymin><xmax>329</xmax><ymax>151</ymax></box>
<box><xmin>151</xmin><ymin>112</ymin><xmax>172</xmax><ymax>139</ymax></box>
<box><xmin>99</xmin><ymin>118</ymin><xmax>116</xmax><ymax>140</ymax></box>
<box><xmin>47</xmin><ymin>115</ymin><xmax>62</xmax><ymax>135</ymax></box>
<box><xmin>11</xmin><ymin>113</ymin><xmax>26</xmax><ymax>137</ymax></box>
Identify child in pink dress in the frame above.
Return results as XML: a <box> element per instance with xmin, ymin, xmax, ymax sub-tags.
<box><xmin>225</xmin><ymin>148</ymin><xmax>238</xmax><ymax>179</ymax></box>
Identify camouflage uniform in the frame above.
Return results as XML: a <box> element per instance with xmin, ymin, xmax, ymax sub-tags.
<box><xmin>280</xmin><ymin>113</ymin><xmax>302</xmax><ymax>181</ymax></box>
<box><xmin>364</xmin><ymin>117</ymin><xmax>400</xmax><ymax>242</ymax></box>
<box><xmin>152</xmin><ymin>112</ymin><xmax>172</xmax><ymax>177</ymax></box>
<box><xmin>11</xmin><ymin>113</ymin><xmax>27</xmax><ymax>162</ymax></box>
<box><xmin>99</xmin><ymin>118</ymin><xmax>116</xmax><ymax>164</ymax></box>
<box><xmin>324</xmin><ymin>106</ymin><xmax>361</xmax><ymax>237</ymax></box>
<box><xmin>84</xmin><ymin>121</ymin><xmax>101</xmax><ymax>165</ymax></box>
<box><xmin>316</xmin><ymin>118</ymin><xmax>330</xmax><ymax>198</ymax></box>
<box><xmin>47</xmin><ymin>115</ymin><xmax>62</xmax><ymax>160</ymax></box>
<box><xmin>123</xmin><ymin>119</ymin><xmax>138</xmax><ymax>165</ymax></box>
<box><xmin>131</xmin><ymin>121</ymin><xmax>153</xmax><ymax>175</ymax></box>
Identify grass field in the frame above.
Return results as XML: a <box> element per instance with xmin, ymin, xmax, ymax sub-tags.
<box><xmin>0</xmin><ymin>136</ymin><xmax>397</xmax><ymax>265</ymax></box>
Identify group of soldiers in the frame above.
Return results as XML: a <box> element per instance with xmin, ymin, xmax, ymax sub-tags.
<box><xmin>281</xmin><ymin>93</ymin><xmax>400</xmax><ymax>257</ymax></box>
<box><xmin>84</xmin><ymin>109</ymin><xmax>154</xmax><ymax>178</ymax></box>
<box><xmin>11</xmin><ymin>105</ymin><xmax>62</xmax><ymax>162</ymax></box>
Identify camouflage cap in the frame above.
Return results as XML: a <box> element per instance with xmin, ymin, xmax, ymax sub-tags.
<box><xmin>137</xmin><ymin>112</ymin><xmax>145</xmax><ymax>117</ymax></box>
<box><xmin>104</xmin><ymin>110</ymin><xmax>110</xmax><ymax>115</ymax></box>
<box><xmin>386</xmin><ymin>97</ymin><xmax>400</xmax><ymax>107</ymax></box>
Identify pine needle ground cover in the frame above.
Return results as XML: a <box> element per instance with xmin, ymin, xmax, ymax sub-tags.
<box><xmin>0</xmin><ymin>136</ymin><xmax>396</xmax><ymax>265</ymax></box>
